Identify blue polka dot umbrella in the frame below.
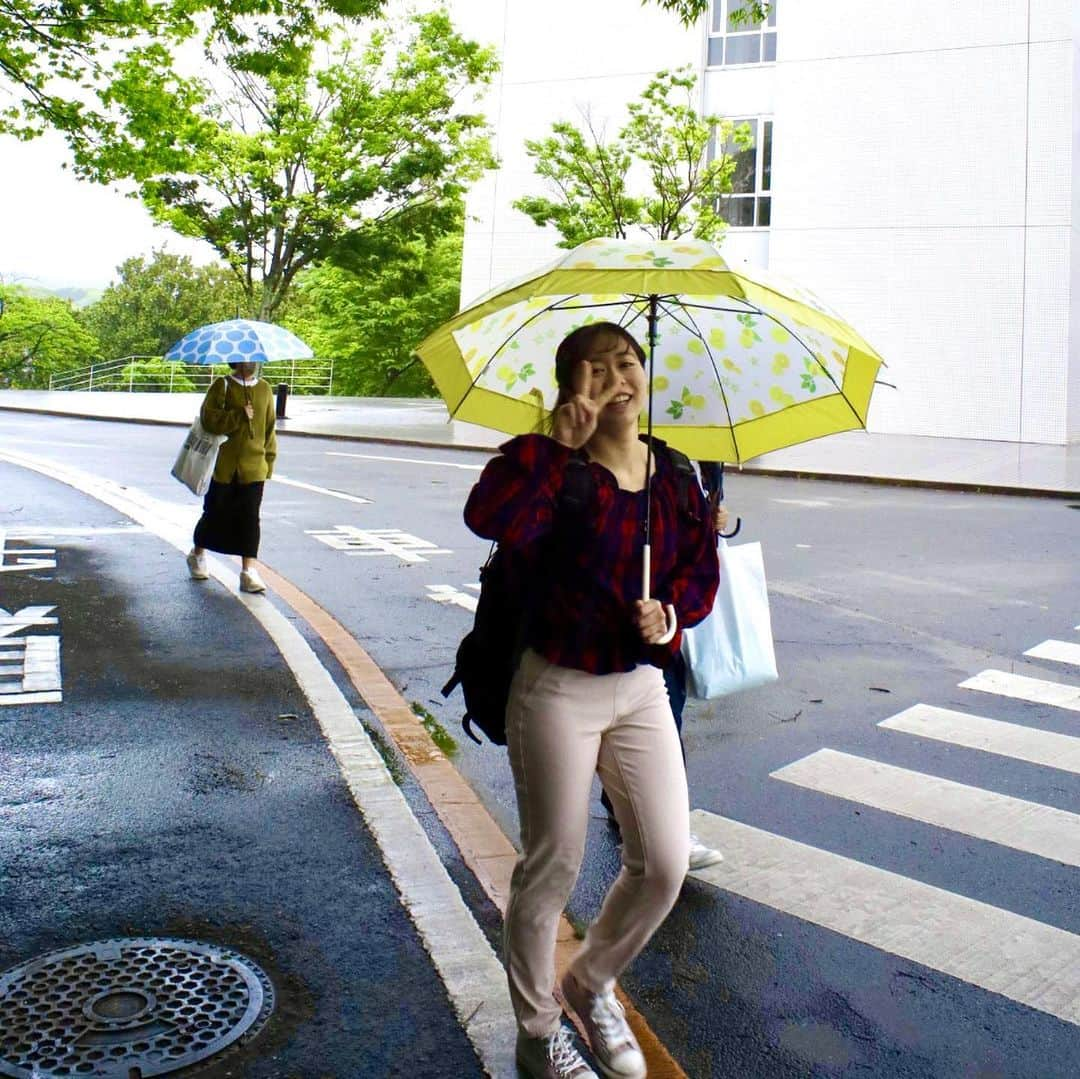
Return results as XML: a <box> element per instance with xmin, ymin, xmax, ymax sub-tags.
<box><xmin>164</xmin><ymin>319</ymin><xmax>314</xmax><ymax>366</ymax></box>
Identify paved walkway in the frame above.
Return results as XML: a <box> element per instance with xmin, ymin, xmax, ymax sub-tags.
<box><xmin>1</xmin><ymin>389</ymin><xmax>1076</xmax><ymax>496</ymax></box>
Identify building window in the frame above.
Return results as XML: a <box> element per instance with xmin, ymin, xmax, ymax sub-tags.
<box><xmin>707</xmin><ymin>0</ymin><xmax>777</xmax><ymax>67</ymax></box>
<box><xmin>716</xmin><ymin>118</ymin><xmax>772</xmax><ymax>228</ymax></box>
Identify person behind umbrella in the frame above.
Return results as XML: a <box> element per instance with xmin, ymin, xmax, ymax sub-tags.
<box><xmin>464</xmin><ymin>322</ymin><xmax>719</xmax><ymax>1079</ymax></box>
<box><xmin>186</xmin><ymin>360</ymin><xmax>276</xmax><ymax>593</ymax></box>
<box><xmin>599</xmin><ymin>459</ymin><xmax>731</xmax><ymax>871</ymax></box>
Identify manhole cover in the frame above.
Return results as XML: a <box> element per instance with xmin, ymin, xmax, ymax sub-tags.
<box><xmin>0</xmin><ymin>938</ymin><xmax>274</xmax><ymax>1078</ymax></box>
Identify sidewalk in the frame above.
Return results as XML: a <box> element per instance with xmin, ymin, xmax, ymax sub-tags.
<box><xmin>1</xmin><ymin>388</ymin><xmax>1077</xmax><ymax>496</ymax></box>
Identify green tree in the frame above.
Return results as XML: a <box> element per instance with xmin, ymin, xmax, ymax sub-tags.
<box><xmin>78</xmin><ymin>11</ymin><xmax>496</xmax><ymax>320</ymax></box>
<box><xmin>284</xmin><ymin>218</ymin><xmax>464</xmax><ymax>397</ymax></box>
<box><xmin>0</xmin><ymin>0</ymin><xmax>384</xmax><ymax>143</ymax></box>
<box><xmin>513</xmin><ymin>114</ymin><xmax>642</xmax><ymax>248</ymax></box>
<box><xmin>647</xmin><ymin>0</ymin><xmax>770</xmax><ymax>25</ymax></box>
<box><xmin>0</xmin><ymin>285</ymin><xmax>99</xmax><ymax>388</ymax></box>
<box><xmin>79</xmin><ymin>249</ymin><xmax>246</xmax><ymax>360</ymax></box>
<box><xmin>514</xmin><ymin>68</ymin><xmax>751</xmax><ymax>248</ymax></box>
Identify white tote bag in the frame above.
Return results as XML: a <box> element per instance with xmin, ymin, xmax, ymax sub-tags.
<box><xmin>682</xmin><ymin>539</ymin><xmax>778</xmax><ymax>699</ymax></box>
<box><xmin>170</xmin><ymin>416</ymin><xmax>227</xmax><ymax>497</ymax></box>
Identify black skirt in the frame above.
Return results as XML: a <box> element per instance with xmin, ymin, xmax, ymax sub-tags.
<box><xmin>193</xmin><ymin>479</ymin><xmax>264</xmax><ymax>558</ymax></box>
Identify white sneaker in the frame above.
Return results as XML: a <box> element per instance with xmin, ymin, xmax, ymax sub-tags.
<box><xmin>688</xmin><ymin>833</ymin><xmax>724</xmax><ymax>871</ymax></box>
<box><xmin>239</xmin><ymin>568</ymin><xmax>266</xmax><ymax>593</ymax></box>
<box><xmin>186</xmin><ymin>549</ymin><xmax>209</xmax><ymax>580</ymax></box>
<box><xmin>516</xmin><ymin>1026</ymin><xmax>598</xmax><ymax>1079</ymax></box>
<box><xmin>560</xmin><ymin>972</ymin><xmax>644</xmax><ymax>1079</ymax></box>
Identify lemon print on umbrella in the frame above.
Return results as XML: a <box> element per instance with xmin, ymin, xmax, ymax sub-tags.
<box><xmin>666</xmin><ymin>386</ymin><xmax>706</xmax><ymax>419</ymax></box>
<box><xmin>772</xmin><ymin>353</ymin><xmax>790</xmax><ymax>375</ymax></box>
<box><xmin>769</xmin><ymin>385</ymin><xmax>796</xmax><ymax>407</ymax></box>
<box><xmin>737</xmin><ymin>313</ymin><xmax>763</xmax><ymax>348</ymax></box>
<box><xmin>496</xmin><ymin>361</ymin><xmax>536</xmax><ymax>391</ymax></box>
<box><xmin>654</xmin><ymin>375</ymin><xmax>670</xmax><ymax>392</ymax></box>
<box><xmin>800</xmin><ymin>357</ymin><xmax>822</xmax><ymax>393</ymax></box>
<box><xmin>709</xmin><ymin>328</ymin><xmax>726</xmax><ymax>351</ymax></box>
<box><xmin>722</xmin><ymin>357</ymin><xmax>743</xmax><ymax>376</ymax></box>
<box><xmin>771</xmin><ymin>325</ymin><xmax>791</xmax><ymax>344</ymax></box>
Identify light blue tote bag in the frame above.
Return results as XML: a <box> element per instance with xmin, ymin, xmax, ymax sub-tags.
<box><xmin>682</xmin><ymin>539</ymin><xmax>778</xmax><ymax>699</ymax></box>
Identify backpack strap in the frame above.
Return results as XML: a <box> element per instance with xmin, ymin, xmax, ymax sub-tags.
<box><xmin>558</xmin><ymin>453</ymin><xmax>594</xmax><ymax>513</ymax></box>
<box><xmin>661</xmin><ymin>444</ymin><xmax>697</xmax><ymax>515</ymax></box>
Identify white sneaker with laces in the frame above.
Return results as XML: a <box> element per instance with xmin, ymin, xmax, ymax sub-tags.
<box><xmin>516</xmin><ymin>1025</ymin><xmax>598</xmax><ymax>1079</ymax></box>
<box><xmin>239</xmin><ymin>568</ymin><xmax>266</xmax><ymax>593</ymax></box>
<box><xmin>186</xmin><ymin>549</ymin><xmax>209</xmax><ymax>580</ymax></box>
<box><xmin>688</xmin><ymin>833</ymin><xmax>724</xmax><ymax>871</ymax></box>
<box><xmin>560</xmin><ymin>972</ymin><xmax>645</xmax><ymax>1079</ymax></box>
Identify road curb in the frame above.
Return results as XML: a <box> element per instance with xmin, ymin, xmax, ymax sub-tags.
<box><xmin>2</xmin><ymin>403</ymin><xmax>1076</xmax><ymax>499</ymax></box>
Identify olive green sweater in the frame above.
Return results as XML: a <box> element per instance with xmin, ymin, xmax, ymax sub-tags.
<box><xmin>200</xmin><ymin>377</ymin><xmax>278</xmax><ymax>484</ymax></box>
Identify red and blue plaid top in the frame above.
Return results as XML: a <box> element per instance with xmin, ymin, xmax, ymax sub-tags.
<box><xmin>464</xmin><ymin>434</ymin><xmax>719</xmax><ymax>675</ymax></box>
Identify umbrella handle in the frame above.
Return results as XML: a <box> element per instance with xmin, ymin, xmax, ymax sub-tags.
<box><xmin>641</xmin><ymin>544</ymin><xmax>678</xmax><ymax>645</ymax></box>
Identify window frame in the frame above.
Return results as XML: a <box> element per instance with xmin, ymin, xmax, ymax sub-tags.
<box><xmin>714</xmin><ymin>116</ymin><xmax>773</xmax><ymax>231</ymax></box>
<box><xmin>706</xmin><ymin>0</ymin><xmax>777</xmax><ymax>69</ymax></box>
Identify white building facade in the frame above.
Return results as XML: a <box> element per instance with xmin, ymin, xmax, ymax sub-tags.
<box><xmin>453</xmin><ymin>0</ymin><xmax>1080</xmax><ymax>445</ymax></box>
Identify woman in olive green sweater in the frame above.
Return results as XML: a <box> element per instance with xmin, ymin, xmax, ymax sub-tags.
<box><xmin>186</xmin><ymin>360</ymin><xmax>277</xmax><ymax>593</ymax></box>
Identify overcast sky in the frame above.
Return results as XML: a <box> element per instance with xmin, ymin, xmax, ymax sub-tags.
<box><xmin>0</xmin><ymin>130</ymin><xmax>214</xmax><ymax>292</ymax></box>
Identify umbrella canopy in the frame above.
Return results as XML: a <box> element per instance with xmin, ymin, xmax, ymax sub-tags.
<box><xmin>165</xmin><ymin>319</ymin><xmax>313</xmax><ymax>367</ymax></box>
<box><xmin>416</xmin><ymin>238</ymin><xmax>886</xmax><ymax>463</ymax></box>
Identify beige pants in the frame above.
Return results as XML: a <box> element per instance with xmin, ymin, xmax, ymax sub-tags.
<box><xmin>504</xmin><ymin>648</ymin><xmax>690</xmax><ymax>1037</ymax></box>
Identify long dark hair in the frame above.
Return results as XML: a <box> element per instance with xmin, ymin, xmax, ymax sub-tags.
<box><xmin>553</xmin><ymin>322</ymin><xmax>646</xmax><ymax>407</ymax></box>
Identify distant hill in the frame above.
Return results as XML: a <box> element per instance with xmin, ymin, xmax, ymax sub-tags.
<box><xmin>2</xmin><ymin>283</ymin><xmax>102</xmax><ymax>307</ymax></box>
<box><xmin>53</xmin><ymin>286</ymin><xmax>103</xmax><ymax>307</ymax></box>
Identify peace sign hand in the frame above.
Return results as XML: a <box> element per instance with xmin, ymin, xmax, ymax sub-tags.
<box><xmin>551</xmin><ymin>360</ymin><xmax>620</xmax><ymax>449</ymax></box>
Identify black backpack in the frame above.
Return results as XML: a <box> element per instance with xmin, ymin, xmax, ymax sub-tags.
<box><xmin>441</xmin><ymin>445</ymin><xmax>696</xmax><ymax>746</ymax></box>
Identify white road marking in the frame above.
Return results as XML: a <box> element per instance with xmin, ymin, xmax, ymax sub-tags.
<box><xmin>0</xmin><ymin>438</ymin><xmax>99</xmax><ymax>449</ymax></box>
<box><xmin>689</xmin><ymin>810</ymin><xmax>1080</xmax><ymax>1027</ymax></box>
<box><xmin>0</xmin><ymin>446</ymin><xmax>516</xmax><ymax>1075</ymax></box>
<box><xmin>0</xmin><ymin>607</ymin><xmax>58</xmax><ymax>638</ymax></box>
<box><xmin>426</xmin><ymin>585</ymin><xmax>478</xmax><ymax>613</ymax></box>
<box><xmin>1024</xmin><ymin>640</ymin><xmax>1080</xmax><ymax>667</ymax></box>
<box><xmin>960</xmin><ymin>669</ymin><xmax>1080</xmax><ymax>713</ymax></box>
<box><xmin>305</xmin><ymin>526</ymin><xmax>451</xmax><ymax>564</ymax></box>
<box><xmin>0</xmin><ymin>635</ymin><xmax>61</xmax><ymax>702</ymax></box>
<box><xmin>772</xmin><ymin>748</ymin><xmax>1080</xmax><ymax>866</ymax></box>
<box><xmin>771</xmin><ymin>498</ymin><xmax>833</xmax><ymax>508</ymax></box>
<box><xmin>2</xmin><ymin>526</ymin><xmax>146</xmax><ymax>537</ymax></box>
<box><xmin>326</xmin><ymin>450</ymin><xmax>483</xmax><ymax>472</ymax></box>
<box><xmin>272</xmin><ymin>474</ymin><xmax>372</xmax><ymax>505</ymax></box>
<box><xmin>0</xmin><ymin>691</ymin><xmax>62</xmax><ymax>706</ymax></box>
<box><xmin>0</xmin><ymin>529</ymin><xmax>57</xmax><ymax>574</ymax></box>
<box><xmin>879</xmin><ymin>704</ymin><xmax>1080</xmax><ymax>775</ymax></box>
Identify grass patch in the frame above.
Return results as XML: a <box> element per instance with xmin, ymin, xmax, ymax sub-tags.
<box><xmin>411</xmin><ymin>701</ymin><xmax>459</xmax><ymax>757</ymax></box>
<box><xmin>564</xmin><ymin>910</ymin><xmax>589</xmax><ymax>941</ymax></box>
<box><xmin>363</xmin><ymin>721</ymin><xmax>406</xmax><ymax>786</ymax></box>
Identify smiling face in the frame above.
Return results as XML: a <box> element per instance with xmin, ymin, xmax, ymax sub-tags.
<box><xmin>554</xmin><ymin>322</ymin><xmax>647</xmax><ymax>433</ymax></box>
<box><xmin>582</xmin><ymin>331</ymin><xmax>647</xmax><ymax>430</ymax></box>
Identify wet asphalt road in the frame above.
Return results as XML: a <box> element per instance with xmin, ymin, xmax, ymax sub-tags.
<box><xmin>0</xmin><ymin>460</ymin><xmax>484</xmax><ymax>1078</ymax></box>
<box><xmin>1</xmin><ymin>409</ymin><xmax>1079</xmax><ymax>1078</ymax></box>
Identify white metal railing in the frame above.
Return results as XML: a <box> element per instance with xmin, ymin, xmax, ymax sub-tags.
<box><xmin>48</xmin><ymin>356</ymin><xmax>335</xmax><ymax>395</ymax></box>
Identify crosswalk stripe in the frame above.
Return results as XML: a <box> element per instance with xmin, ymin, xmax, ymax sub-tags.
<box><xmin>960</xmin><ymin>669</ymin><xmax>1080</xmax><ymax>712</ymax></box>
<box><xmin>879</xmin><ymin>704</ymin><xmax>1080</xmax><ymax>774</ymax></box>
<box><xmin>1024</xmin><ymin>639</ymin><xmax>1080</xmax><ymax>667</ymax></box>
<box><xmin>772</xmin><ymin>748</ymin><xmax>1080</xmax><ymax>866</ymax></box>
<box><xmin>688</xmin><ymin>810</ymin><xmax>1080</xmax><ymax>1026</ymax></box>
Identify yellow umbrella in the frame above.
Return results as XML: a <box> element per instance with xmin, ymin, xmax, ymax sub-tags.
<box><xmin>416</xmin><ymin>237</ymin><xmax>886</xmax><ymax>464</ymax></box>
